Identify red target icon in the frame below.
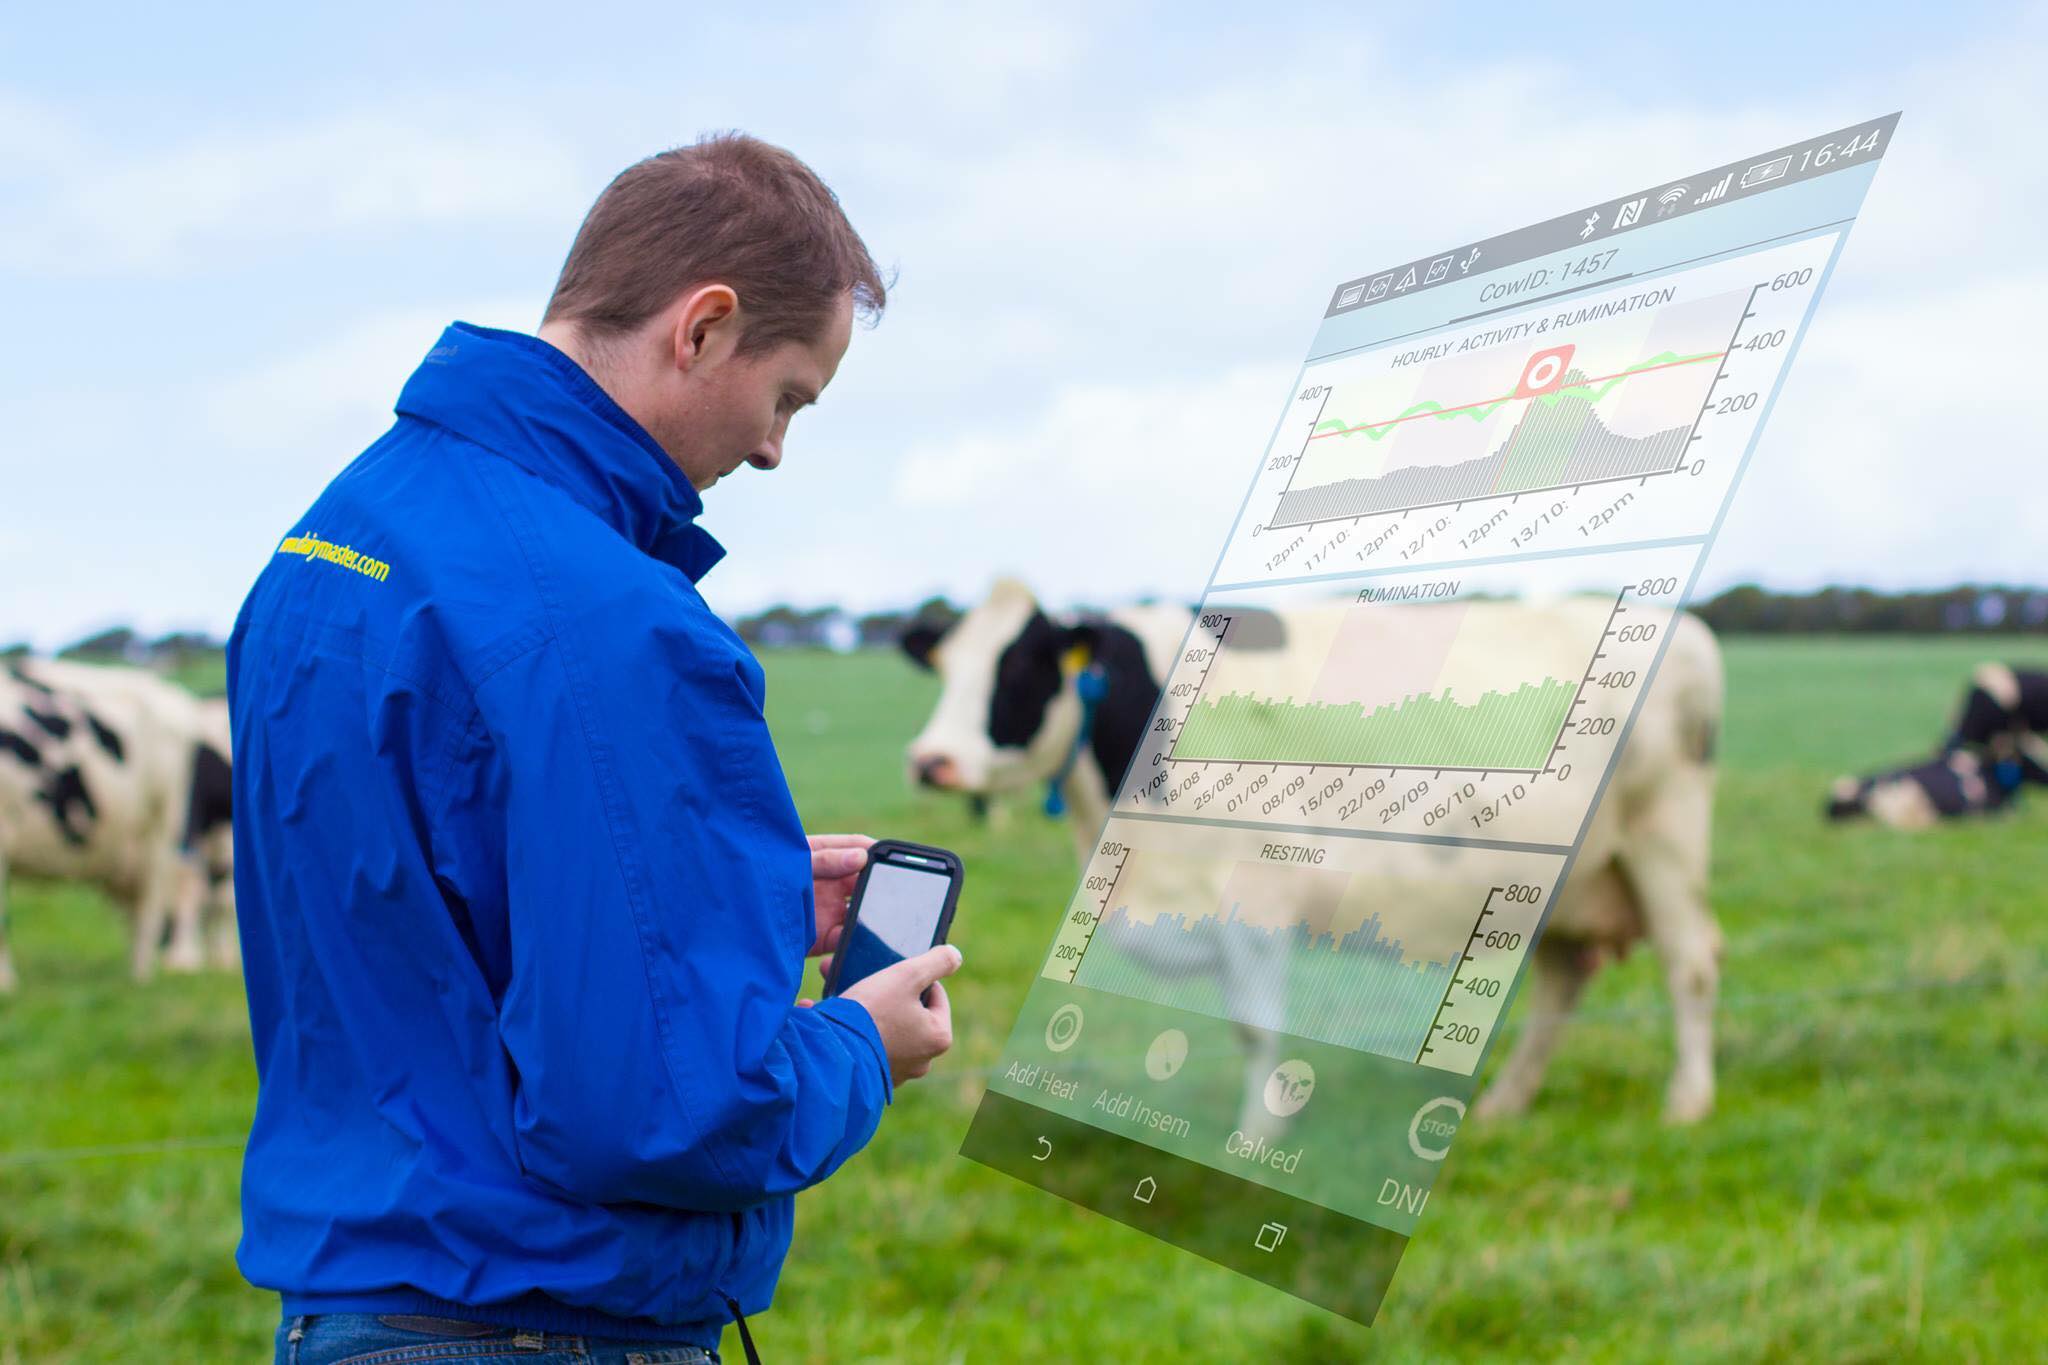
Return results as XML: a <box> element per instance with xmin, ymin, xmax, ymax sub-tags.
<box><xmin>1514</xmin><ymin>344</ymin><xmax>1577</xmax><ymax>399</ymax></box>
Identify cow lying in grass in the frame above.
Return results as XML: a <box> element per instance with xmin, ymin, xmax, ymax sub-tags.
<box><xmin>0</xmin><ymin>660</ymin><xmax>234</xmax><ymax>990</ymax></box>
<box><xmin>901</xmin><ymin>579</ymin><xmax>1727</xmax><ymax>1122</ymax></box>
<box><xmin>1827</xmin><ymin>662</ymin><xmax>2048</xmax><ymax>827</ymax></box>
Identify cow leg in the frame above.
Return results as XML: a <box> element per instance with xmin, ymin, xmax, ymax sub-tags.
<box><xmin>1221</xmin><ymin>928</ymin><xmax>1291</xmax><ymax>1142</ymax></box>
<box><xmin>205</xmin><ymin>874</ymin><xmax>240</xmax><ymax>971</ymax></box>
<box><xmin>1061</xmin><ymin>758</ymin><xmax>1114</xmax><ymax>867</ymax></box>
<box><xmin>129</xmin><ymin>894</ymin><xmax>160</xmax><ymax>981</ymax></box>
<box><xmin>1065</xmin><ymin>817</ymin><xmax>1096</xmax><ymax>868</ymax></box>
<box><xmin>1233</xmin><ymin>1023</ymin><xmax>1287</xmax><ymax>1143</ymax></box>
<box><xmin>1473</xmin><ymin>935</ymin><xmax>1593</xmax><ymax>1119</ymax></box>
<box><xmin>0</xmin><ymin>854</ymin><xmax>17</xmax><ymax>995</ymax></box>
<box><xmin>161</xmin><ymin>857</ymin><xmax>207</xmax><ymax>974</ymax></box>
<box><xmin>1617</xmin><ymin>774</ymin><xmax>1721</xmax><ymax>1125</ymax></box>
<box><xmin>1945</xmin><ymin>663</ymin><xmax>2022</xmax><ymax>751</ymax></box>
<box><xmin>129</xmin><ymin>848</ymin><xmax>183</xmax><ymax>982</ymax></box>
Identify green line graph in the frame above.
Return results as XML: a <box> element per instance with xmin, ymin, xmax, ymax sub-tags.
<box><xmin>1172</xmin><ymin>678</ymin><xmax>1578</xmax><ymax>771</ymax></box>
<box><xmin>1311</xmin><ymin>348</ymin><xmax>1722</xmax><ymax>442</ymax></box>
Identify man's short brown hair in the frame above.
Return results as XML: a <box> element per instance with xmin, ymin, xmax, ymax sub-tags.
<box><xmin>543</xmin><ymin>132</ymin><xmax>886</xmax><ymax>354</ymax></box>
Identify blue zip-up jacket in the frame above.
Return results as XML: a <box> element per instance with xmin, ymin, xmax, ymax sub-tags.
<box><xmin>227</xmin><ymin>322</ymin><xmax>893</xmax><ymax>1346</ymax></box>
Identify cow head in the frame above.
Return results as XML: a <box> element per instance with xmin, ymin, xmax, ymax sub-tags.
<box><xmin>900</xmin><ymin>580</ymin><xmax>1090</xmax><ymax>796</ymax></box>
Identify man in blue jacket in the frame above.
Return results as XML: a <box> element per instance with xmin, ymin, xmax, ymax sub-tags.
<box><xmin>229</xmin><ymin>133</ymin><xmax>961</xmax><ymax>1365</ymax></box>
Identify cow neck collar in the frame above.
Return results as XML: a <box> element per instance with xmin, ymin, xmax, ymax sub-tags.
<box><xmin>395</xmin><ymin>321</ymin><xmax>726</xmax><ymax>583</ymax></box>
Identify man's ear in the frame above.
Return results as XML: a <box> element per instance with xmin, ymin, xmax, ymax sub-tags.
<box><xmin>899</xmin><ymin>624</ymin><xmax>944</xmax><ymax>671</ymax></box>
<box><xmin>671</xmin><ymin>284</ymin><xmax>741</xmax><ymax>373</ymax></box>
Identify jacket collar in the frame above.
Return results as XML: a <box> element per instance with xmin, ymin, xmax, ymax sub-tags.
<box><xmin>394</xmin><ymin>322</ymin><xmax>726</xmax><ymax>582</ymax></box>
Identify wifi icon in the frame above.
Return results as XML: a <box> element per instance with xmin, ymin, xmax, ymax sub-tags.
<box><xmin>1655</xmin><ymin>184</ymin><xmax>1689</xmax><ymax>217</ymax></box>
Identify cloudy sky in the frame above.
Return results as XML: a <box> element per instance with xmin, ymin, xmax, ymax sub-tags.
<box><xmin>2</xmin><ymin>2</ymin><xmax>2041</xmax><ymax>648</ymax></box>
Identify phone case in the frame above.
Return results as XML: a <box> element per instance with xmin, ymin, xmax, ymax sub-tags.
<box><xmin>821</xmin><ymin>839</ymin><xmax>963</xmax><ymax>997</ymax></box>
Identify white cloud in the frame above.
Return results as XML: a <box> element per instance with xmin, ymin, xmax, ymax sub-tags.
<box><xmin>0</xmin><ymin>298</ymin><xmax>538</xmax><ymax>649</ymax></box>
<box><xmin>201</xmin><ymin>299</ymin><xmax>536</xmax><ymax>457</ymax></box>
<box><xmin>876</xmin><ymin>363</ymin><xmax>1288</xmax><ymax>603</ymax></box>
<box><xmin>0</xmin><ymin>89</ymin><xmax>86</xmax><ymax>178</ymax></box>
<box><xmin>864</xmin><ymin>3</ymin><xmax>1084</xmax><ymax>113</ymax></box>
<box><xmin>1709</xmin><ymin>269</ymin><xmax>2048</xmax><ymax>591</ymax></box>
<box><xmin>1</xmin><ymin>104</ymin><xmax>584</xmax><ymax>271</ymax></box>
<box><xmin>809</xmin><ymin>16</ymin><xmax>2048</xmax><ymax>611</ymax></box>
<box><xmin>8</xmin><ymin>7</ymin><xmax>2048</xmax><ymax>649</ymax></box>
<box><xmin>895</xmin><ymin>364</ymin><xmax>1284</xmax><ymax>512</ymax></box>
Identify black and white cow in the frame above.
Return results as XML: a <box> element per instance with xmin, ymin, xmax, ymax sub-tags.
<box><xmin>902</xmin><ymin>579</ymin><xmax>1728</xmax><ymax>1123</ymax></box>
<box><xmin>0</xmin><ymin>659</ymin><xmax>234</xmax><ymax>990</ymax></box>
<box><xmin>1827</xmin><ymin>662</ymin><xmax>2048</xmax><ymax>827</ymax></box>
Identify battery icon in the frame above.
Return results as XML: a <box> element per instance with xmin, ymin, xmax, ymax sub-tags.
<box><xmin>1740</xmin><ymin>154</ymin><xmax>1793</xmax><ymax>189</ymax></box>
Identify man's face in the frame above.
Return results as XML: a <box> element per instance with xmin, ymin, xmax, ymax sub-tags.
<box><xmin>654</xmin><ymin>291</ymin><xmax>855</xmax><ymax>491</ymax></box>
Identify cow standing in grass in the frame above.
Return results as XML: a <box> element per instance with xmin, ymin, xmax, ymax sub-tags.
<box><xmin>902</xmin><ymin>579</ymin><xmax>1727</xmax><ymax>1122</ymax></box>
<box><xmin>0</xmin><ymin>660</ymin><xmax>234</xmax><ymax>990</ymax></box>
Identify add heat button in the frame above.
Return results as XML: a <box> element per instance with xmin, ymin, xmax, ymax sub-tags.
<box><xmin>1408</xmin><ymin>1096</ymin><xmax>1466</xmax><ymax>1162</ymax></box>
<box><xmin>1044</xmin><ymin>1003</ymin><xmax>1084</xmax><ymax>1053</ymax></box>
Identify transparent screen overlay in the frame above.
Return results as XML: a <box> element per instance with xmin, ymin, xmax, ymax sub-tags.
<box><xmin>961</xmin><ymin>115</ymin><xmax>1897</xmax><ymax>1324</ymax></box>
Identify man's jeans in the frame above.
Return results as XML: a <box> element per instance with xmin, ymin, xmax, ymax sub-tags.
<box><xmin>276</xmin><ymin>1313</ymin><xmax>719</xmax><ymax>1364</ymax></box>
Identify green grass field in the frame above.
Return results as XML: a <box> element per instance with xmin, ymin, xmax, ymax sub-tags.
<box><xmin>3</xmin><ymin>639</ymin><xmax>2045</xmax><ymax>1362</ymax></box>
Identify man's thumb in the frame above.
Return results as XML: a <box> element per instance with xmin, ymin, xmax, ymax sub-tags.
<box><xmin>901</xmin><ymin>943</ymin><xmax>963</xmax><ymax>988</ymax></box>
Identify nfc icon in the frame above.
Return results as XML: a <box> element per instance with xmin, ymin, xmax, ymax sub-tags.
<box><xmin>1514</xmin><ymin>344</ymin><xmax>1577</xmax><ymax>399</ymax></box>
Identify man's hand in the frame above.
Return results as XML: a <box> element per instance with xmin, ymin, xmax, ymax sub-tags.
<box><xmin>806</xmin><ymin>833</ymin><xmax>874</xmax><ymax>957</ymax></box>
<box><xmin>840</xmin><ymin>945</ymin><xmax>961</xmax><ymax>1085</ymax></box>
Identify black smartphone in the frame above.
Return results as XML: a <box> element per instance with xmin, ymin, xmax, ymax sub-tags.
<box><xmin>821</xmin><ymin>840</ymin><xmax>963</xmax><ymax>998</ymax></box>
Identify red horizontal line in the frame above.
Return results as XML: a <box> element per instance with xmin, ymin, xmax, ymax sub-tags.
<box><xmin>1308</xmin><ymin>351</ymin><xmax>1728</xmax><ymax>441</ymax></box>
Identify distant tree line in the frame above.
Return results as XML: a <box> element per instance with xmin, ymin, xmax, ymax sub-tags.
<box><xmin>1692</xmin><ymin>584</ymin><xmax>2048</xmax><ymax>635</ymax></box>
<box><xmin>2</xmin><ymin>602</ymin><xmax>972</xmax><ymax>659</ymax></box>
<box><xmin>721</xmin><ymin>584</ymin><xmax>2048</xmax><ymax>644</ymax></box>
<box><xmin>729</xmin><ymin>596</ymin><xmax>963</xmax><ymax>651</ymax></box>
<box><xmin>2</xmin><ymin>627</ymin><xmax>224</xmax><ymax>667</ymax></box>
<box><xmin>8</xmin><ymin>584</ymin><xmax>2044</xmax><ymax>665</ymax></box>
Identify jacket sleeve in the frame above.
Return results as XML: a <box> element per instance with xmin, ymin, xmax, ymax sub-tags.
<box><xmin>473</xmin><ymin>616</ymin><xmax>893</xmax><ymax>1213</ymax></box>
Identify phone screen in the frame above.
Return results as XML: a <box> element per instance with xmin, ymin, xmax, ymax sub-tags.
<box><xmin>829</xmin><ymin>860</ymin><xmax>951</xmax><ymax>995</ymax></box>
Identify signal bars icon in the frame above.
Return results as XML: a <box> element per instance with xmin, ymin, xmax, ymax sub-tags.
<box><xmin>1693</xmin><ymin>172</ymin><xmax>1733</xmax><ymax>206</ymax></box>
